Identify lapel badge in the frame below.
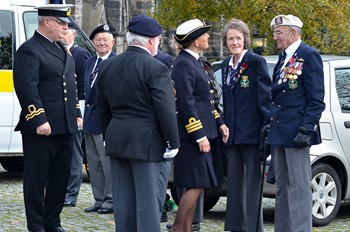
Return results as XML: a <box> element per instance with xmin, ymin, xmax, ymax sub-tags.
<box><xmin>240</xmin><ymin>75</ymin><xmax>250</xmax><ymax>88</ymax></box>
<box><xmin>288</xmin><ymin>79</ymin><xmax>298</xmax><ymax>89</ymax></box>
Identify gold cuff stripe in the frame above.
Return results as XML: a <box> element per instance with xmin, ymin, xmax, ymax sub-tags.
<box><xmin>25</xmin><ymin>104</ymin><xmax>45</xmax><ymax>121</ymax></box>
<box><xmin>213</xmin><ymin>110</ymin><xmax>220</xmax><ymax>119</ymax></box>
<box><xmin>185</xmin><ymin>117</ymin><xmax>203</xmax><ymax>133</ymax></box>
<box><xmin>76</xmin><ymin>104</ymin><xmax>80</xmax><ymax>109</ymax></box>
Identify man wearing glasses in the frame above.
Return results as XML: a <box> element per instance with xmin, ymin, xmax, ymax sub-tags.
<box><xmin>13</xmin><ymin>4</ymin><xmax>82</xmax><ymax>232</ymax></box>
<box><xmin>267</xmin><ymin>14</ymin><xmax>325</xmax><ymax>232</ymax></box>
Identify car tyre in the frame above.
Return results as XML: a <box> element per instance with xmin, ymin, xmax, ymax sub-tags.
<box><xmin>0</xmin><ymin>157</ymin><xmax>24</xmax><ymax>172</ymax></box>
<box><xmin>311</xmin><ymin>163</ymin><xmax>341</xmax><ymax>227</ymax></box>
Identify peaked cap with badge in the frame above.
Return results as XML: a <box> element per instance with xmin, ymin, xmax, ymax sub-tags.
<box><xmin>35</xmin><ymin>4</ymin><xmax>73</xmax><ymax>23</ymax></box>
<box><xmin>174</xmin><ymin>19</ymin><xmax>211</xmax><ymax>45</ymax></box>
<box><xmin>270</xmin><ymin>14</ymin><xmax>303</xmax><ymax>29</ymax></box>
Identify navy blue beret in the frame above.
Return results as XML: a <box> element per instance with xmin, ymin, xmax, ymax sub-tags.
<box><xmin>89</xmin><ymin>24</ymin><xmax>113</xmax><ymax>40</ymax></box>
<box><xmin>127</xmin><ymin>15</ymin><xmax>162</xmax><ymax>37</ymax></box>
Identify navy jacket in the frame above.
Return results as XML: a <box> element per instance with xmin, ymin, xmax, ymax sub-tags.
<box><xmin>154</xmin><ymin>50</ymin><xmax>174</xmax><ymax>69</ymax></box>
<box><xmin>96</xmin><ymin>46</ymin><xmax>180</xmax><ymax>161</ymax></box>
<box><xmin>221</xmin><ymin>50</ymin><xmax>271</xmax><ymax>145</ymax></box>
<box><xmin>14</xmin><ymin>31</ymin><xmax>80</xmax><ymax>134</ymax></box>
<box><xmin>267</xmin><ymin>42</ymin><xmax>325</xmax><ymax>147</ymax></box>
<box><xmin>83</xmin><ymin>52</ymin><xmax>116</xmax><ymax>134</ymax></box>
<box><xmin>172</xmin><ymin>50</ymin><xmax>224</xmax><ymax>142</ymax></box>
<box><xmin>70</xmin><ymin>44</ymin><xmax>91</xmax><ymax>100</ymax></box>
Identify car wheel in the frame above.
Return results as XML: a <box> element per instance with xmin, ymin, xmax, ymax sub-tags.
<box><xmin>203</xmin><ymin>195</ymin><xmax>220</xmax><ymax>212</ymax></box>
<box><xmin>311</xmin><ymin>163</ymin><xmax>341</xmax><ymax>227</ymax></box>
<box><xmin>0</xmin><ymin>157</ymin><xmax>24</xmax><ymax>172</ymax></box>
<box><xmin>169</xmin><ymin>186</ymin><xmax>220</xmax><ymax>212</ymax></box>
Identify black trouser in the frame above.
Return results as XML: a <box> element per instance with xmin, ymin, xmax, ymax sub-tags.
<box><xmin>22</xmin><ymin>134</ymin><xmax>73</xmax><ymax>231</ymax></box>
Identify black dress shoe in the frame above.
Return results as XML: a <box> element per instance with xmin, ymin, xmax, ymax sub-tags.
<box><xmin>84</xmin><ymin>205</ymin><xmax>100</xmax><ymax>212</ymax></box>
<box><xmin>97</xmin><ymin>207</ymin><xmax>113</xmax><ymax>214</ymax></box>
<box><xmin>166</xmin><ymin>223</ymin><xmax>200</xmax><ymax>231</ymax></box>
<box><xmin>29</xmin><ymin>230</ymin><xmax>45</xmax><ymax>232</ymax></box>
<box><xmin>160</xmin><ymin>210</ymin><xmax>168</xmax><ymax>222</ymax></box>
<box><xmin>63</xmin><ymin>201</ymin><xmax>76</xmax><ymax>207</ymax></box>
<box><xmin>45</xmin><ymin>227</ymin><xmax>65</xmax><ymax>232</ymax></box>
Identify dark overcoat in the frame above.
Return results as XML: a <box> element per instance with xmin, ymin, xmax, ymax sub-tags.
<box><xmin>96</xmin><ymin>46</ymin><xmax>180</xmax><ymax>162</ymax></box>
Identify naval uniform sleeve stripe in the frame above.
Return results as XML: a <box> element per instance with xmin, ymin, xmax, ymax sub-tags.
<box><xmin>25</xmin><ymin>108</ymin><xmax>45</xmax><ymax>121</ymax></box>
<box><xmin>185</xmin><ymin>117</ymin><xmax>203</xmax><ymax>134</ymax></box>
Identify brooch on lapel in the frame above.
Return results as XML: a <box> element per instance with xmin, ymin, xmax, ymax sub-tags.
<box><xmin>240</xmin><ymin>75</ymin><xmax>250</xmax><ymax>88</ymax></box>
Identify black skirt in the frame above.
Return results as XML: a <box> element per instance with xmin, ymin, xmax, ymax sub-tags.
<box><xmin>173</xmin><ymin>139</ymin><xmax>218</xmax><ymax>188</ymax></box>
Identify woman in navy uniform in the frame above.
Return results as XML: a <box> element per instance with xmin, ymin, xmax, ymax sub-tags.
<box><xmin>221</xmin><ymin>18</ymin><xmax>271</xmax><ymax>232</ymax></box>
<box><xmin>171</xmin><ymin>19</ymin><xmax>229</xmax><ymax>232</ymax></box>
<box><xmin>13</xmin><ymin>4</ymin><xmax>82</xmax><ymax>232</ymax></box>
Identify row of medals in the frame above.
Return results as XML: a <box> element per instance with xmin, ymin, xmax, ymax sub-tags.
<box><xmin>278</xmin><ymin>67</ymin><xmax>302</xmax><ymax>85</ymax></box>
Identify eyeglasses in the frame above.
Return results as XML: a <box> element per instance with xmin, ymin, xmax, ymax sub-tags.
<box><xmin>48</xmin><ymin>17</ymin><xmax>68</xmax><ymax>26</ymax></box>
<box><xmin>273</xmin><ymin>29</ymin><xmax>290</xmax><ymax>36</ymax></box>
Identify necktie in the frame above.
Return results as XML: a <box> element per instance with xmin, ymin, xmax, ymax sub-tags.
<box><xmin>228</xmin><ymin>66</ymin><xmax>238</xmax><ymax>88</ymax></box>
<box><xmin>274</xmin><ymin>51</ymin><xmax>286</xmax><ymax>79</ymax></box>
<box><xmin>90</xmin><ymin>57</ymin><xmax>102</xmax><ymax>84</ymax></box>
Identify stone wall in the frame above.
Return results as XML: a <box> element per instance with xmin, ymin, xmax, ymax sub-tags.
<box><xmin>66</xmin><ymin>0</ymin><xmax>228</xmax><ymax>60</ymax></box>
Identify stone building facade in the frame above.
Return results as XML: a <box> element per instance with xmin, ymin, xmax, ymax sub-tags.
<box><xmin>66</xmin><ymin>0</ymin><xmax>228</xmax><ymax>60</ymax></box>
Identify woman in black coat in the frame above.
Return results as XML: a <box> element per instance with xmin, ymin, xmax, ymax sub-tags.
<box><xmin>171</xmin><ymin>19</ymin><xmax>229</xmax><ymax>232</ymax></box>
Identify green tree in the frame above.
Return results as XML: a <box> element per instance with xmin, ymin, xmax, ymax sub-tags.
<box><xmin>153</xmin><ymin>0</ymin><xmax>350</xmax><ymax>55</ymax></box>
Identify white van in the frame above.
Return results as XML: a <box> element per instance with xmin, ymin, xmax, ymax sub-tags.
<box><xmin>0</xmin><ymin>0</ymin><xmax>94</xmax><ymax>172</ymax></box>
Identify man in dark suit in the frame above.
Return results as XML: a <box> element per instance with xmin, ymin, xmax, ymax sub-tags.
<box><xmin>61</xmin><ymin>23</ymin><xmax>91</xmax><ymax>207</ymax></box>
<box><xmin>267</xmin><ymin>14</ymin><xmax>325</xmax><ymax>232</ymax></box>
<box><xmin>96</xmin><ymin>15</ymin><xmax>180</xmax><ymax>232</ymax></box>
<box><xmin>13</xmin><ymin>4</ymin><xmax>82</xmax><ymax>232</ymax></box>
<box><xmin>83</xmin><ymin>24</ymin><xmax>116</xmax><ymax>214</ymax></box>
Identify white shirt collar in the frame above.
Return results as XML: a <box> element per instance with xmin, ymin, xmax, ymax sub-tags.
<box><xmin>98</xmin><ymin>51</ymin><xmax>112</xmax><ymax>61</ymax></box>
<box><xmin>283</xmin><ymin>39</ymin><xmax>302</xmax><ymax>66</ymax></box>
<box><xmin>229</xmin><ymin>49</ymin><xmax>248</xmax><ymax>69</ymax></box>
<box><xmin>184</xmin><ymin>48</ymin><xmax>200</xmax><ymax>60</ymax></box>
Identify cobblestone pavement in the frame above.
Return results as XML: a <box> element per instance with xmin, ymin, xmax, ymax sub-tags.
<box><xmin>1</xmin><ymin>164</ymin><xmax>350</xmax><ymax>232</ymax></box>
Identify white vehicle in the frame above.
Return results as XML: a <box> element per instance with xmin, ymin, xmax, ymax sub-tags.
<box><xmin>0</xmin><ymin>0</ymin><xmax>94</xmax><ymax>172</ymax></box>
<box><xmin>169</xmin><ymin>55</ymin><xmax>350</xmax><ymax>227</ymax></box>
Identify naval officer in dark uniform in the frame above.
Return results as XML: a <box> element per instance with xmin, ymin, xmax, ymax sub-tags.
<box><xmin>267</xmin><ymin>14</ymin><xmax>325</xmax><ymax>232</ymax></box>
<box><xmin>171</xmin><ymin>19</ymin><xmax>229</xmax><ymax>232</ymax></box>
<box><xmin>13</xmin><ymin>4</ymin><xmax>82</xmax><ymax>232</ymax></box>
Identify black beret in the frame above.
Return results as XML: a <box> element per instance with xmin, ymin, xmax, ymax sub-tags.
<box><xmin>174</xmin><ymin>19</ymin><xmax>211</xmax><ymax>45</ymax></box>
<box><xmin>127</xmin><ymin>15</ymin><xmax>162</xmax><ymax>37</ymax></box>
<box><xmin>89</xmin><ymin>24</ymin><xmax>113</xmax><ymax>40</ymax></box>
<box><xmin>35</xmin><ymin>4</ymin><xmax>72</xmax><ymax>23</ymax></box>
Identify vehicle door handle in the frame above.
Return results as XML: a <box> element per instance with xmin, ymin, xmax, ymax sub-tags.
<box><xmin>345</xmin><ymin>121</ymin><xmax>350</xmax><ymax>128</ymax></box>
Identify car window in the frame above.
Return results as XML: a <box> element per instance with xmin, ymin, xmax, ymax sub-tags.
<box><xmin>0</xmin><ymin>10</ymin><xmax>14</xmax><ymax>70</ymax></box>
<box><xmin>335</xmin><ymin>68</ymin><xmax>350</xmax><ymax>112</ymax></box>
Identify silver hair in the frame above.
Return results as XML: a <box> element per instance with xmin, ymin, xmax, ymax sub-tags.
<box><xmin>289</xmin><ymin>26</ymin><xmax>302</xmax><ymax>35</ymax></box>
<box><xmin>38</xmin><ymin>16</ymin><xmax>45</xmax><ymax>25</ymax></box>
<box><xmin>126</xmin><ymin>31</ymin><xmax>150</xmax><ymax>46</ymax></box>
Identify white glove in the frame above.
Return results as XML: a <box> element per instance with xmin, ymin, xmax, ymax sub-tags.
<box><xmin>79</xmin><ymin>100</ymin><xmax>85</xmax><ymax>118</ymax></box>
<box><xmin>163</xmin><ymin>148</ymin><xmax>179</xmax><ymax>159</ymax></box>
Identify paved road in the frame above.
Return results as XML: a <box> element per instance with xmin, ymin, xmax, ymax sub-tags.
<box><xmin>1</xmin><ymin>164</ymin><xmax>350</xmax><ymax>231</ymax></box>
